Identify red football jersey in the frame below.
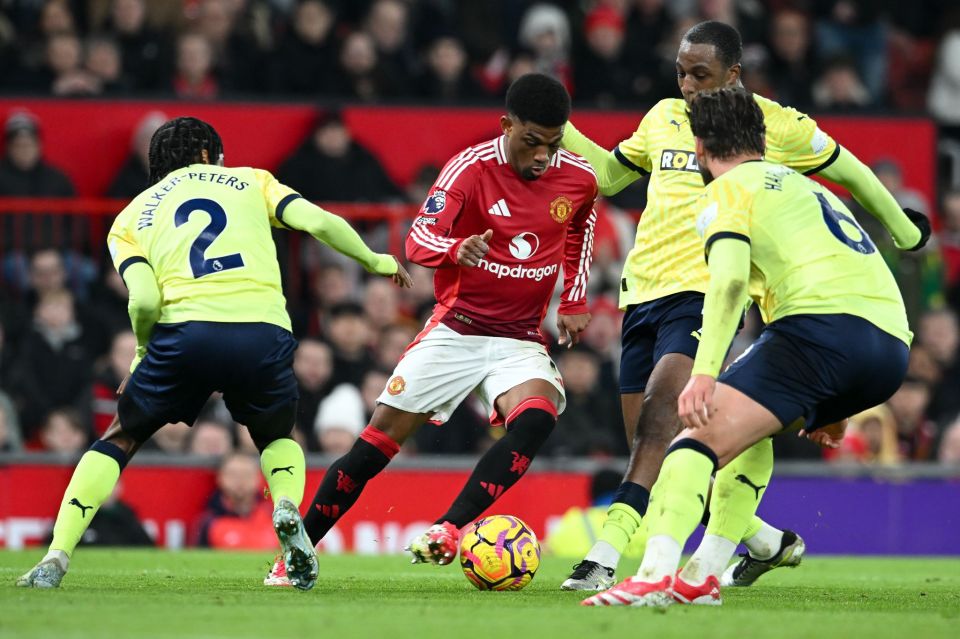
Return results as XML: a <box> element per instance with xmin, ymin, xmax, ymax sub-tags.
<box><xmin>406</xmin><ymin>135</ymin><xmax>599</xmax><ymax>343</ymax></box>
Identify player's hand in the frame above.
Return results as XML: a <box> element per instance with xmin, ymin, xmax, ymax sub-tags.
<box><xmin>799</xmin><ymin>418</ymin><xmax>848</xmax><ymax>449</ymax></box>
<box><xmin>678</xmin><ymin>375</ymin><xmax>717</xmax><ymax>429</ymax></box>
<box><xmin>457</xmin><ymin>229</ymin><xmax>493</xmax><ymax>267</ymax></box>
<box><xmin>389</xmin><ymin>257</ymin><xmax>413</xmax><ymax>288</ymax></box>
<box><xmin>903</xmin><ymin>208</ymin><xmax>931</xmax><ymax>251</ymax></box>
<box><xmin>117</xmin><ymin>374</ymin><xmax>129</xmax><ymax>395</ymax></box>
<box><xmin>557</xmin><ymin>312</ymin><xmax>591</xmax><ymax>348</ymax></box>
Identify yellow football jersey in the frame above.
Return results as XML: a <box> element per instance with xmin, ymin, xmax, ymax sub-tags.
<box><xmin>108</xmin><ymin>165</ymin><xmax>299</xmax><ymax>331</ymax></box>
<box><xmin>697</xmin><ymin>160</ymin><xmax>911</xmax><ymax>345</ymax></box>
<box><xmin>616</xmin><ymin>94</ymin><xmax>839</xmax><ymax>308</ymax></box>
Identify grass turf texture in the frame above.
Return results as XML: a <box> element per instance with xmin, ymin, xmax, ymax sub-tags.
<box><xmin>1</xmin><ymin>551</ymin><xmax>958</xmax><ymax>639</ymax></box>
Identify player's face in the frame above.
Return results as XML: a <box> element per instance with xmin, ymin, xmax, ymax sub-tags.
<box><xmin>676</xmin><ymin>41</ymin><xmax>741</xmax><ymax>104</ymax></box>
<box><xmin>501</xmin><ymin>115</ymin><xmax>564</xmax><ymax>181</ymax></box>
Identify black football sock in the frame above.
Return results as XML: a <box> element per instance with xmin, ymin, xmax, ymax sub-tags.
<box><xmin>436</xmin><ymin>398</ymin><xmax>556</xmax><ymax>528</ymax></box>
<box><xmin>302</xmin><ymin>425</ymin><xmax>399</xmax><ymax>544</ymax></box>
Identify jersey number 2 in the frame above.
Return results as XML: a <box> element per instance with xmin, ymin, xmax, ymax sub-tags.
<box><xmin>816</xmin><ymin>192</ymin><xmax>876</xmax><ymax>254</ymax></box>
<box><xmin>174</xmin><ymin>198</ymin><xmax>245</xmax><ymax>278</ymax></box>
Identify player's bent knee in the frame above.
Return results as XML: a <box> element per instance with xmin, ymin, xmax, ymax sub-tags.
<box><xmin>505</xmin><ymin>396</ymin><xmax>557</xmax><ymax>443</ymax></box>
<box><xmin>116</xmin><ymin>393</ymin><xmax>165</xmax><ymax>445</ymax></box>
<box><xmin>666</xmin><ymin>437</ymin><xmax>720</xmax><ymax>471</ymax></box>
<box><xmin>246</xmin><ymin>400</ymin><xmax>297</xmax><ymax>451</ymax></box>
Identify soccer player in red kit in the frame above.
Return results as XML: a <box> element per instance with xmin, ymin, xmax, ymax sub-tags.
<box><xmin>275</xmin><ymin>73</ymin><xmax>598</xmax><ymax>578</ymax></box>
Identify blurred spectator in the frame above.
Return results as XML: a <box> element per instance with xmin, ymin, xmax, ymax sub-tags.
<box><xmin>812</xmin><ymin>56</ymin><xmax>872</xmax><ymax>111</ymax></box>
<box><xmin>270</xmin><ymin>0</ymin><xmax>338</xmax><ymax>95</ymax></box>
<box><xmin>825</xmin><ymin>404</ymin><xmax>901</xmax><ymax>465</ymax></box>
<box><xmin>363</xmin><ymin>278</ymin><xmax>400</xmax><ymax>332</ymax></box>
<box><xmin>325</xmin><ymin>302</ymin><xmax>375</xmax><ymax>388</ymax></box>
<box><xmin>314</xmin><ymin>383</ymin><xmax>365</xmax><ymax>454</ymax></box>
<box><xmin>622</xmin><ymin>0</ymin><xmax>674</xmax><ymax>99</ymax></box>
<box><xmin>872</xmin><ymin>158</ymin><xmax>930</xmax><ymax>214</ymax></box>
<box><xmin>405</xmin><ymin>163</ymin><xmax>441</xmax><ymax>207</ymax></box>
<box><xmin>334</xmin><ymin>30</ymin><xmax>401</xmax><ymax>101</ymax></box>
<box><xmin>698</xmin><ymin>0</ymin><xmax>767</xmax><ymax>46</ymax></box>
<box><xmin>148</xmin><ymin>421</ymin><xmax>192</xmax><ymax>454</ymax></box>
<box><xmin>193</xmin><ymin>453</ymin><xmax>275</xmax><ymax>548</ymax></box>
<box><xmin>188</xmin><ymin>420</ymin><xmax>235</xmax><ymax>457</ymax></box>
<box><xmin>194</xmin><ymin>0</ymin><xmax>270</xmax><ymax>94</ymax></box>
<box><xmin>374</xmin><ymin>324</ymin><xmax>416</xmax><ymax>371</ymax></box>
<box><xmin>0</xmin><ymin>111</ymin><xmax>74</xmax><ymax>199</ymax></box>
<box><xmin>88</xmin><ymin>267</ymin><xmax>132</xmax><ymax>335</ymax></box>
<box><xmin>105</xmin><ymin>0</ymin><xmax>168</xmax><ymax>92</ymax></box>
<box><xmin>89</xmin><ymin>330</ymin><xmax>135</xmax><ymax>437</ymax></box>
<box><xmin>365</xmin><ymin>0</ymin><xmax>417</xmax><ymax>94</ymax></box>
<box><xmin>39</xmin><ymin>408</ymin><xmax>90</xmax><ymax>454</ymax></box>
<box><xmin>918</xmin><ymin>308</ymin><xmax>960</xmax><ymax>426</ymax></box>
<box><xmin>0</xmin><ymin>390</ymin><xmax>24</xmax><ymax>451</ymax></box>
<box><xmin>887</xmin><ymin>376</ymin><xmax>937</xmax><ymax>460</ymax></box>
<box><xmin>574</xmin><ymin>5</ymin><xmax>635</xmax><ymax>107</ymax></box>
<box><xmin>942</xmin><ymin>189</ymin><xmax>960</xmax><ymax>293</ymax></box>
<box><xmin>276</xmin><ymin>112</ymin><xmax>402</xmax><ymax>202</ymax></box>
<box><xmin>939</xmin><ymin>417</ymin><xmax>960</xmax><ymax>464</ymax></box>
<box><xmin>547</xmin><ymin>345</ymin><xmax>624</xmax><ymax>457</ymax></box>
<box><xmin>291</xmin><ymin>338</ymin><xmax>334</xmax><ymax>448</ymax></box>
<box><xmin>171</xmin><ymin>32</ymin><xmax>220</xmax><ymax>100</ymax></box>
<box><xmin>84</xmin><ymin>34</ymin><xmax>132</xmax><ymax>95</ymax></box>
<box><xmin>416</xmin><ymin>35</ymin><xmax>484</xmax><ymax>103</ymax></box>
<box><xmin>813</xmin><ymin>0</ymin><xmax>888</xmax><ymax>103</ymax></box>
<box><xmin>10</xmin><ymin>291</ymin><xmax>96</xmax><ymax>436</ymax></box>
<box><xmin>518</xmin><ymin>3</ymin><xmax>572</xmax><ymax>91</ymax></box>
<box><xmin>359</xmin><ymin>368</ymin><xmax>389</xmax><ymax>421</ymax></box>
<box><xmin>47</xmin><ymin>32</ymin><xmax>103</xmax><ymax>96</ymax></box>
<box><xmin>107</xmin><ymin>111</ymin><xmax>167</xmax><ymax>198</ymax></box>
<box><xmin>928</xmin><ymin>29</ymin><xmax>960</xmax><ymax>125</ymax></box>
<box><xmin>766</xmin><ymin>9</ymin><xmax>815</xmax><ymax>109</ymax></box>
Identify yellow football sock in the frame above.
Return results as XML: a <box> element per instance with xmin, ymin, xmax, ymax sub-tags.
<box><xmin>646</xmin><ymin>446</ymin><xmax>715</xmax><ymax>545</ymax></box>
<box><xmin>260</xmin><ymin>438</ymin><xmax>306</xmax><ymax>506</ymax></box>
<box><xmin>50</xmin><ymin>450</ymin><xmax>122</xmax><ymax>556</ymax></box>
<box><xmin>707</xmin><ymin>438</ymin><xmax>773</xmax><ymax>543</ymax></box>
<box><xmin>596</xmin><ymin>502</ymin><xmax>643</xmax><ymax>554</ymax></box>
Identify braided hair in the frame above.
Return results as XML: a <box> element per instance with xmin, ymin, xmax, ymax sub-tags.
<box><xmin>147</xmin><ymin>116</ymin><xmax>224</xmax><ymax>185</ymax></box>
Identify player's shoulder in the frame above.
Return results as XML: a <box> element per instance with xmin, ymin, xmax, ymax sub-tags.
<box><xmin>638</xmin><ymin>98</ymin><xmax>685</xmax><ymax>130</ymax></box>
<box><xmin>555</xmin><ymin>149</ymin><xmax>598</xmax><ymax>186</ymax></box>
<box><xmin>754</xmin><ymin>93</ymin><xmax>815</xmax><ymax>129</ymax></box>
<box><xmin>435</xmin><ymin>137</ymin><xmax>502</xmax><ymax>190</ymax></box>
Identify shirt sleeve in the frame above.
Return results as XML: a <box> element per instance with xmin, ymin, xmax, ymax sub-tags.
<box><xmin>559</xmin><ymin>183</ymin><xmax>599</xmax><ymax>315</ymax></box>
<box><xmin>252</xmin><ymin>168</ymin><xmax>303</xmax><ymax>229</ymax></box>
<box><xmin>765</xmin><ymin>104</ymin><xmax>839</xmax><ymax>176</ymax></box>
<box><xmin>107</xmin><ymin>210</ymin><xmax>149</xmax><ymax>277</ymax></box>
<box><xmin>404</xmin><ymin>150</ymin><xmax>480</xmax><ymax>268</ymax></box>
<box><xmin>613</xmin><ymin>103</ymin><xmax>660</xmax><ymax>175</ymax></box>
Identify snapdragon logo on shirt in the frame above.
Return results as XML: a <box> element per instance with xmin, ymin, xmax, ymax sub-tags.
<box><xmin>477</xmin><ymin>258</ymin><xmax>558</xmax><ymax>281</ymax></box>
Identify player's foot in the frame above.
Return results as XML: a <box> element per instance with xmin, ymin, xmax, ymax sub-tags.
<box><xmin>263</xmin><ymin>553</ymin><xmax>292</xmax><ymax>587</ymax></box>
<box><xmin>560</xmin><ymin>560</ymin><xmax>616</xmax><ymax>591</ymax></box>
<box><xmin>271</xmin><ymin>497</ymin><xmax>318</xmax><ymax>591</ymax></box>
<box><xmin>721</xmin><ymin>529</ymin><xmax>805</xmax><ymax>587</ymax></box>
<box><xmin>672</xmin><ymin>573</ymin><xmax>722</xmax><ymax>605</ymax></box>
<box><xmin>580</xmin><ymin>576</ymin><xmax>674</xmax><ymax>607</ymax></box>
<box><xmin>15</xmin><ymin>550</ymin><xmax>68</xmax><ymax>588</ymax></box>
<box><xmin>405</xmin><ymin>521</ymin><xmax>460</xmax><ymax>565</ymax></box>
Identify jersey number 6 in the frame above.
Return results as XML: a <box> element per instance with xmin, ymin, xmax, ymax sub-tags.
<box><xmin>816</xmin><ymin>192</ymin><xmax>876</xmax><ymax>255</ymax></box>
<box><xmin>174</xmin><ymin>198</ymin><xmax>246</xmax><ymax>278</ymax></box>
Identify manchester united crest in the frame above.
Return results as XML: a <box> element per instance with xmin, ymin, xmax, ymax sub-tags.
<box><xmin>550</xmin><ymin>195</ymin><xmax>574</xmax><ymax>223</ymax></box>
<box><xmin>387</xmin><ymin>375</ymin><xmax>406</xmax><ymax>395</ymax></box>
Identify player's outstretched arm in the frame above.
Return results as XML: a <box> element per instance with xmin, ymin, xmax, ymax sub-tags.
<box><xmin>819</xmin><ymin>147</ymin><xmax>930</xmax><ymax>251</ymax></box>
<box><xmin>281</xmin><ymin>198</ymin><xmax>411</xmax><ymax>287</ymax></box>
<box><xmin>122</xmin><ymin>261</ymin><xmax>161</xmax><ymax>372</ymax></box>
<box><xmin>562</xmin><ymin>122</ymin><xmax>641</xmax><ymax>197</ymax></box>
<box><xmin>679</xmin><ymin>239</ymin><xmax>751</xmax><ymax>429</ymax></box>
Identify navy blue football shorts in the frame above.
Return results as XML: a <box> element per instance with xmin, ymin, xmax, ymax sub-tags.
<box><xmin>119</xmin><ymin>321</ymin><xmax>299</xmax><ymax>442</ymax></box>
<box><xmin>620</xmin><ymin>292</ymin><xmax>705</xmax><ymax>393</ymax></box>
<box><xmin>718</xmin><ymin>313</ymin><xmax>909</xmax><ymax>431</ymax></box>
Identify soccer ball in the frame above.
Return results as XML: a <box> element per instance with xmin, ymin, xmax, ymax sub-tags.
<box><xmin>459</xmin><ymin>515</ymin><xmax>540</xmax><ymax>591</ymax></box>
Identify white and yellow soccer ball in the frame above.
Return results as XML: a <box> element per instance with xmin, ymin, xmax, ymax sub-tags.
<box><xmin>459</xmin><ymin>515</ymin><xmax>541</xmax><ymax>591</ymax></box>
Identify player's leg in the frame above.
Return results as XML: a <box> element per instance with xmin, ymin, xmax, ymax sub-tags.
<box><xmin>410</xmin><ymin>378</ymin><xmax>562</xmax><ymax>564</ymax></box>
<box><xmin>583</xmin><ymin>383</ymin><xmax>782</xmax><ymax>607</ymax></box>
<box><xmin>302</xmin><ymin>404</ymin><xmax>428</xmax><ymax>546</ymax></box>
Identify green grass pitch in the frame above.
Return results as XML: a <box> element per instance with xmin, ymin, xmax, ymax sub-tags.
<box><xmin>1</xmin><ymin>550</ymin><xmax>958</xmax><ymax>639</ymax></box>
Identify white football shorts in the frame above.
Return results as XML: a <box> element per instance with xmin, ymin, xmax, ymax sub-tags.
<box><xmin>377</xmin><ymin>323</ymin><xmax>566</xmax><ymax>425</ymax></box>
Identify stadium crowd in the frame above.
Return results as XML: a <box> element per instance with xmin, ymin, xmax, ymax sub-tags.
<box><xmin>1</xmin><ymin>0</ymin><xmax>960</xmax><ymax>466</ymax></box>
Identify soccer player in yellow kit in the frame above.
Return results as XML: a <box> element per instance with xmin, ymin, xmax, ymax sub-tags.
<box><xmin>16</xmin><ymin>117</ymin><xmax>411</xmax><ymax>590</ymax></box>
<box><xmin>561</xmin><ymin>21</ymin><xmax>930</xmax><ymax>590</ymax></box>
<box><xmin>584</xmin><ymin>87</ymin><xmax>917</xmax><ymax>607</ymax></box>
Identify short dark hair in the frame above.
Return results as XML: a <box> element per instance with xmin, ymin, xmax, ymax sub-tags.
<box><xmin>683</xmin><ymin>20</ymin><xmax>742</xmax><ymax>68</ymax></box>
<box><xmin>505</xmin><ymin>73</ymin><xmax>571</xmax><ymax>127</ymax></box>
<box><xmin>148</xmin><ymin>117</ymin><xmax>223</xmax><ymax>185</ymax></box>
<box><xmin>688</xmin><ymin>88</ymin><xmax>765</xmax><ymax>160</ymax></box>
